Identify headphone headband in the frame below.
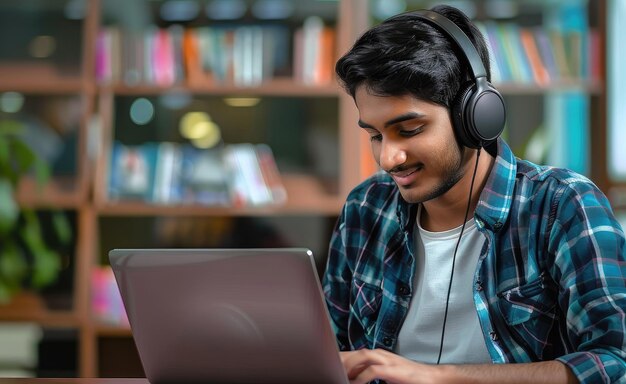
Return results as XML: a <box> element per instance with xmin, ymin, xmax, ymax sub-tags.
<box><xmin>414</xmin><ymin>10</ymin><xmax>487</xmax><ymax>80</ymax></box>
<box><xmin>412</xmin><ymin>9</ymin><xmax>506</xmax><ymax>149</ymax></box>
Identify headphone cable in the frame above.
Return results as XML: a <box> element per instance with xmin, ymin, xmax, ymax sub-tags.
<box><xmin>436</xmin><ymin>147</ymin><xmax>482</xmax><ymax>365</ymax></box>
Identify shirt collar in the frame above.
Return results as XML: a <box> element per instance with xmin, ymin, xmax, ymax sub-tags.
<box><xmin>475</xmin><ymin>138</ymin><xmax>516</xmax><ymax>231</ymax></box>
<box><xmin>394</xmin><ymin>138</ymin><xmax>516</xmax><ymax>232</ymax></box>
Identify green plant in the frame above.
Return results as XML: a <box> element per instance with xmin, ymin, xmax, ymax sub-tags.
<box><xmin>0</xmin><ymin>119</ymin><xmax>71</xmax><ymax>304</ymax></box>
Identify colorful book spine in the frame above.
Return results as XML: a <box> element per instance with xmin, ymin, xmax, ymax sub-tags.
<box><xmin>519</xmin><ymin>28</ymin><xmax>550</xmax><ymax>86</ymax></box>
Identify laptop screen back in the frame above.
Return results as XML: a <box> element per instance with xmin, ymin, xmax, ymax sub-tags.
<box><xmin>109</xmin><ymin>248</ymin><xmax>348</xmax><ymax>384</ymax></box>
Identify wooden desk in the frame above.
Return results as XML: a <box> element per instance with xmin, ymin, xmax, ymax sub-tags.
<box><xmin>0</xmin><ymin>380</ymin><xmax>148</xmax><ymax>384</ymax></box>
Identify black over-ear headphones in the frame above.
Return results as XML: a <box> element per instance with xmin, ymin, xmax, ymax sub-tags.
<box><xmin>414</xmin><ymin>10</ymin><xmax>506</xmax><ymax>149</ymax></box>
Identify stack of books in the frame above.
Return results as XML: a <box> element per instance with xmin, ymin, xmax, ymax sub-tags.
<box><xmin>108</xmin><ymin>142</ymin><xmax>287</xmax><ymax>207</ymax></box>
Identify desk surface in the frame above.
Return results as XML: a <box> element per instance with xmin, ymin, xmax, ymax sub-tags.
<box><xmin>0</xmin><ymin>380</ymin><xmax>149</xmax><ymax>384</ymax></box>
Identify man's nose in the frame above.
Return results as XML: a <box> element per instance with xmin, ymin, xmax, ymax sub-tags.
<box><xmin>379</xmin><ymin>139</ymin><xmax>407</xmax><ymax>172</ymax></box>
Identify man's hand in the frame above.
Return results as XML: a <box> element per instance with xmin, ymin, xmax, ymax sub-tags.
<box><xmin>339</xmin><ymin>349</ymin><xmax>578</xmax><ymax>384</ymax></box>
<box><xmin>340</xmin><ymin>349</ymin><xmax>446</xmax><ymax>384</ymax></box>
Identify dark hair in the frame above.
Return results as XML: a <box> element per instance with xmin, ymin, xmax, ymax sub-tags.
<box><xmin>335</xmin><ymin>5</ymin><xmax>491</xmax><ymax>108</ymax></box>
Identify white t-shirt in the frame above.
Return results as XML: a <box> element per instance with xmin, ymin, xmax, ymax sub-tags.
<box><xmin>394</xmin><ymin>208</ymin><xmax>492</xmax><ymax>364</ymax></box>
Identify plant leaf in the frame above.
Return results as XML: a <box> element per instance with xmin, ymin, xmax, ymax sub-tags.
<box><xmin>0</xmin><ymin>243</ymin><xmax>26</xmax><ymax>304</ymax></box>
<box><xmin>0</xmin><ymin>134</ymin><xmax>19</xmax><ymax>185</ymax></box>
<box><xmin>52</xmin><ymin>211</ymin><xmax>72</xmax><ymax>245</ymax></box>
<box><xmin>11</xmin><ymin>139</ymin><xmax>50</xmax><ymax>188</ymax></box>
<box><xmin>0</xmin><ymin>281</ymin><xmax>15</xmax><ymax>305</ymax></box>
<box><xmin>0</xmin><ymin>243</ymin><xmax>27</xmax><ymax>286</ymax></box>
<box><xmin>0</xmin><ymin>179</ymin><xmax>19</xmax><ymax>235</ymax></box>
<box><xmin>0</xmin><ymin>133</ymin><xmax>10</xmax><ymax>168</ymax></box>
<box><xmin>20</xmin><ymin>210</ymin><xmax>45</xmax><ymax>251</ymax></box>
<box><xmin>32</xmin><ymin>157</ymin><xmax>50</xmax><ymax>188</ymax></box>
<box><xmin>20</xmin><ymin>210</ymin><xmax>60</xmax><ymax>289</ymax></box>
<box><xmin>31</xmin><ymin>249</ymin><xmax>61</xmax><ymax>288</ymax></box>
<box><xmin>0</xmin><ymin>119</ymin><xmax>24</xmax><ymax>135</ymax></box>
<box><xmin>11</xmin><ymin>138</ymin><xmax>37</xmax><ymax>176</ymax></box>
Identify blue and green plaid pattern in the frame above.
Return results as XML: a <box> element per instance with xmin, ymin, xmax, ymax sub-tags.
<box><xmin>323</xmin><ymin>139</ymin><xmax>626</xmax><ymax>383</ymax></box>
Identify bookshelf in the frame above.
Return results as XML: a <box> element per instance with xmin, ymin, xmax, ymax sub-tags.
<box><xmin>1</xmin><ymin>0</ymin><xmax>365</xmax><ymax>378</ymax></box>
<box><xmin>0</xmin><ymin>0</ymin><xmax>616</xmax><ymax>378</ymax></box>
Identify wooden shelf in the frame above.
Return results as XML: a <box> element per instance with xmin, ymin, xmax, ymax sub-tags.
<box><xmin>0</xmin><ymin>291</ymin><xmax>79</xmax><ymax>327</ymax></box>
<box><xmin>94</xmin><ymin>324</ymin><xmax>132</xmax><ymax>337</ymax></box>
<box><xmin>95</xmin><ymin>174</ymin><xmax>343</xmax><ymax>216</ymax></box>
<box><xmin>102</xmin><ymin>78</ymin><xmax>341</xmax><ymax>97</ymax></box>
<box><xmin>0</xmin><ymin>63</ymin><xmax>87</xmax><ymax>94</ymax></box>
<box><xmin>16</xmin><ymin>176</ymin><xmax>87</xmax><ymax>209</ymax></box>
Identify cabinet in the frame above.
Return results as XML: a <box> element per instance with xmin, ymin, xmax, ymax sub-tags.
<box><xmin>0</xmin><ymin>0</ymin><xmax>614</xmax><ymax>378</ymax></box>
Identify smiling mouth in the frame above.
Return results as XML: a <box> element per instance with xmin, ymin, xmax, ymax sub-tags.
<box><xmin>389</xmin><ymin>165</ymin><xmax>422</xmax><ymax>186</ymax></box>
<box><xmin>393</xmin><ymin>169</ymin><xmax>418</xmax><ymax>178</ymax></box>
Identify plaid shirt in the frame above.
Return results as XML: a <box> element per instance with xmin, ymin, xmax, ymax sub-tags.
<box><xmin>323</xmin><ymin>139</ymin><xmax>626</xmax><ymax>383</ymax></box>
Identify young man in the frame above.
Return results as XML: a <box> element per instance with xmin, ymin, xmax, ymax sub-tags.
<box><xmin>322</xmin><ymin>5</ymin><xmax>626</xmax><ymax>384</ymax></box>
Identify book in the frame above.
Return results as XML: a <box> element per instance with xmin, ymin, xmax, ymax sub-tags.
<box><xmin>95</xmin><ymin>29</ymin><xmax>111</xmax><ymax>84</ymax></box>
<box><xmin>549</xmin><ymin>30</ymin><xmax>573</xmax><ymax>80</ymax></box>
<box><xmin>519</xmin><ymin>28</ymin><xmax>550</xmax><ymax>86</ymax></box>
<box><xmin>91</xmin><ymin>267</ymin><xmax>129</xmax><ymax>326</ymax></box>
<box><xmin>152</xmin><ymin>142</ymin><xmax>182</xmax><ymax>204</ymax></box>
<box><xmin>182</xmin><ymin>28</ymin><xmax>203</xmax><ymax>84</ymax></box>
<box><xmin>108</xmin><ymin>142</ymin><xmax>158</xmax><ymax>201</ymax></box>
<box><xmin>224</xmin><ymin>143</ymin><xmax>273</xmax><ymax>207</ymax></box>
<box><xmin>121</xmin><ymin>29</ymin><xmax>143</xmax><ymax>86</ymax></box>
<box><xmin>483</xmin><ymin>21</ymin><xmax>511</xmax><ymax>82</ymax></box>
<box><xmin>233</xmin><ymin>26</ymin><xmax>261</xmax><ymax>86</ymax></box>
<box><xmin>296</xmin><ymin>15</ymin><xmax>336</xmax><ymax>85</ymax></box>
<box><xmin>170</xmin><ymin>24</ymin><xmax>186</xmax><ymax>84</ymax></box>
<box><xmin>499</xmin><ymin>23</ymin><xmax>532</xmax><ymax>83</ymax></box>
<box><xmin>153</xmin><ymin>28</ymin><xmax>176</xmax><ymax>86</ymax></box>
<box><xmin>256</xmin><ymin>144</ymin><xmax>287</xmax><ymax>205</ymax></box>
<box><xmin>317</xmin><ymin>27</ymin><xmax>336</xmax><ymax>84</ymax></box>
<box><xmin>179</xmin><ymin>145</ymin><xmax>230</xmax><ymax>206</ymax></box>
<box><xmin>532</xmin><ymin>28</ymin><xmax>559</xmax><ymax>82</ymax></box>
<box><xmin>108</xmin><ymin>141</ymin><xmax>288</xmax><ymax>207</ymax></box>
<box><xmin>475</xmin><ymin>21</ymin><xmax>502</xmax><ymax>84</ymax></box>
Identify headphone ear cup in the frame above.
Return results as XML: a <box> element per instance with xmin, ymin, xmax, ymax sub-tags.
<box><xmin>452</xmin><ymin>81</ymin><xmax>506</xmax><ymax>149</ymax></box>
<box><xmin>451</xmin><ymin>83</ymin><xmax>479</xmax><ymax>149</ymax></box>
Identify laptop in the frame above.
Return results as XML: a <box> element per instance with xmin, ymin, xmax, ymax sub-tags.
<box><xmin>108</xmin><ymin>248</ymin><xmax>349</xmax><ymax>384</ymax></box>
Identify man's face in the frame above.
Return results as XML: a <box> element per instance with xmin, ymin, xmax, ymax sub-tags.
<box><xmin>355</xmin><ymin>86</ymin><xmax>468</xmax><ymax>204</ymax></box>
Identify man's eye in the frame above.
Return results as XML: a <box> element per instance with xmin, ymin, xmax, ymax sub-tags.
<box><xmin>370</xmin><ymin>134</ymin><xmax>382</xmax><ymax>142</ymax></box>
<box><xmin>401</xmin><ymin>127</ymin><xmax>423</xmax><ymax>137</ymax></box>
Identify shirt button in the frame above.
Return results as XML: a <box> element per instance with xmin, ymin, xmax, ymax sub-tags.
<box><xmin>383</xmin><ymin>337</ymin><xmax>393</xmax><ymax>347</ymax></box>
<box><xmin>494</xmin><ymin>221</ymin><xmax>503</xmax><ymax>230</ymax></box>
<box><xmin>475</xmin><ymin>281</ymin><xmax>483</xmax><ymax>291</ymax></box>
<box><xmin>399</xmin><ymin>285</ymin><xmax>409</xmax><ymax>295</ymax></box>
<box><xmin>490</xmin><ymin>331</ymin><xmax>499</xmax><ymax>341</ymax></box>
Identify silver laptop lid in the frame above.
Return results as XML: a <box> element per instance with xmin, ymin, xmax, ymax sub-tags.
<box><xmin>109</xmin><ymin>248</ymin><xmax>348</xmax><ymax>384</ymax></box>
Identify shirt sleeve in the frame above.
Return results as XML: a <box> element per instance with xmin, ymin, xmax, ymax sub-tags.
<box><xmin>549</xmin><ymin>179</ymin><xmax>626</xmax><ymax>383</ymax></box>
<box><xmin>322</xmin><ymin>205</ymin><xmax>353</xmax><ymax>351</ymax></box>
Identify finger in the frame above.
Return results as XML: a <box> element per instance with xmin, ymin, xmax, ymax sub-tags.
<box><xmin>341</xmin><ymin>349</ymin><xmax>389</xmax><ymax>379</ymax></box>
<box><xmin>346</xmin><ymin>350</ymin><xmax>427</xmax><ymax>384</ymax></box>
<box><xmin>349</xmin><ymin>364</ymin><xmax>390</xmax><ymax>384</ymax></box>
<box><xmin>342</xmin><ymin>349</ymin><xmax>385</xmax><ymax>368</ymax></box>
<box><xmin>341</xmin><ymin>353</ymin><xmax>370</xmax><ymax>379</ymax></box>
<box><xmin>339</xmin><ymin>351</ymin><xmax>353</xmax><ymax>364</ymax></box>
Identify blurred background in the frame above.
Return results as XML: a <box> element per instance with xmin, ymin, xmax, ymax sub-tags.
<box><xmin>0</xmin><ymin>0</ymin><xmax>624</xmax><ymax>378</ymax></box>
